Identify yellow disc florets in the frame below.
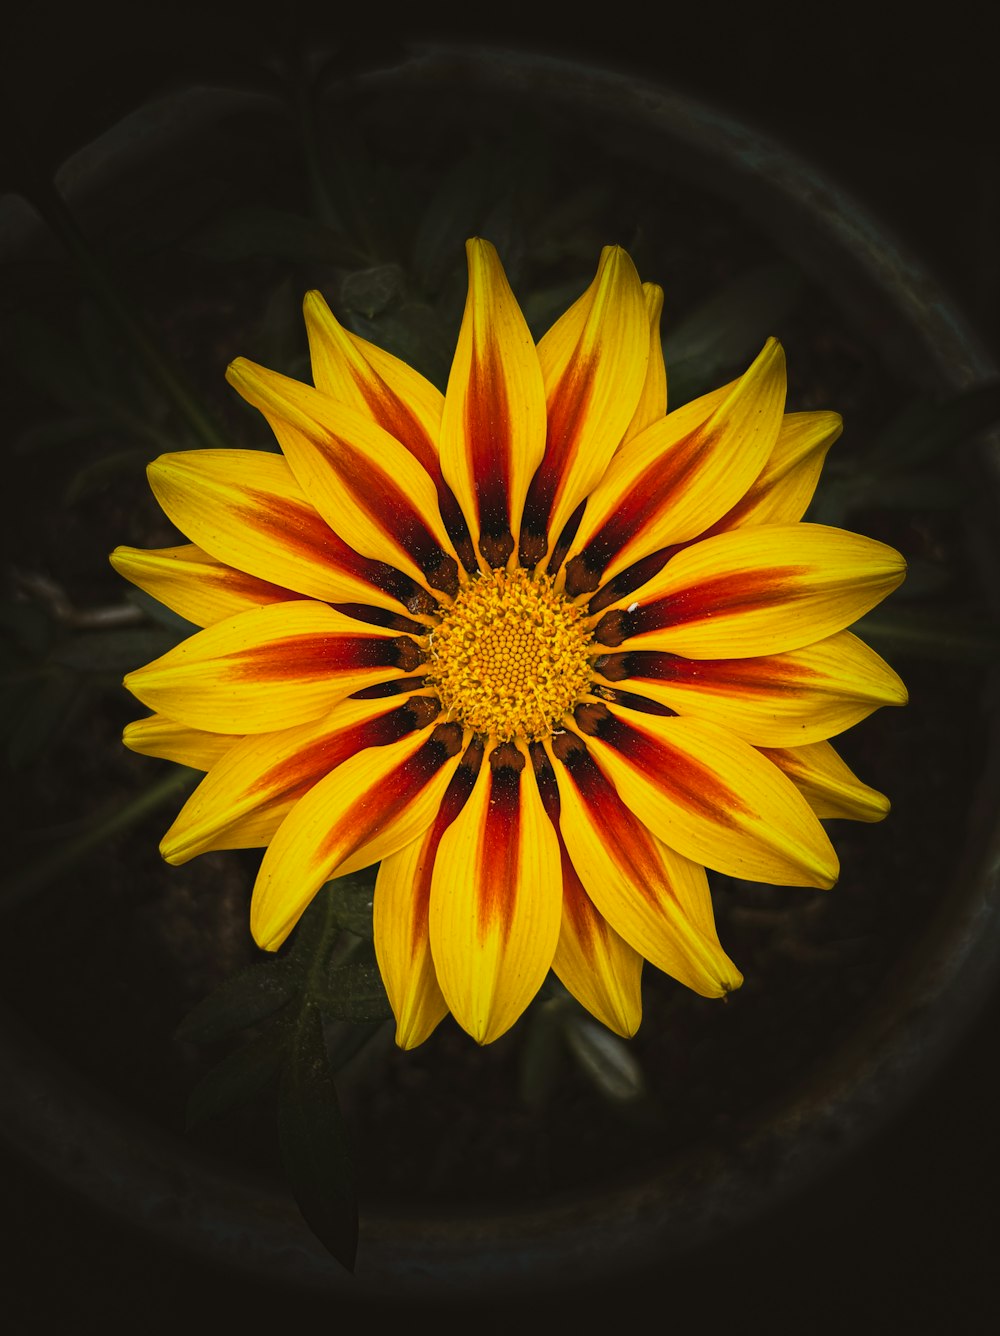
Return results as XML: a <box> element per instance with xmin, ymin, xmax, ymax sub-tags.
<box><xmin>428</xmin><ymin>567</ymin><xmax>593</xmax><ymax>742</ymax></box>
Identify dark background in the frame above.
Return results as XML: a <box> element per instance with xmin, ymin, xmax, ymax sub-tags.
<box><xmin>2</xmin><ymin>2</ymin><xmax>998</xmax><ymax>1331</ymax></box>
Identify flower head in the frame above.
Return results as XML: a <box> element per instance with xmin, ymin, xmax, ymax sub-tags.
<box><xmin>113</xmin><ymin>240</ymin><xmax>907</xmax><ymax>1046</ymax></box>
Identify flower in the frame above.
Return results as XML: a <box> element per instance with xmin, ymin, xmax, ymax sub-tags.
<box><xmin>112</xmin><ymin>240</ymin><xmax>907</xmax><ymax>1047</ymax></box>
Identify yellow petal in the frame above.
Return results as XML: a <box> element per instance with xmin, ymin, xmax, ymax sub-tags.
<box><xmin>123</xmin><ymin>601</ymin><xmax>419</xmax><ymax>734</ymax></box>
<box><xmin>520</xmin><ymin>245</ymin><xmax>648</xmax><ymax>566</ymax></box>
<box><xmin>111</xmin><ymin>543</ymin><xmax>300</xmax><ymax>628</ymax></box>
<box><xmin>564</xmin><ymin>340</ymin><xmax>785</xmax><ymax>594</ymax></box>
<box><xmin>303</xmin><ymin>288</ymin><xmax>444</xmax><ymax>478</ymax></box>
<box><xmin>303</xmin><ymin>289</ymin><xmax>478</xmax><ymax>572</ymax></box>
<box><xmin>226</xmin><ymin>359</ymin><xmax>459</xmax><ymax>596</ymax></box>
<box><xmin>760</xmin><ymin>739</ymin><xmax>891</xmax><ymax>822</ymax></box>
<box><xmin>374</xmin><ymin>836</ymin><xmax>451</xmax><ymax>1050</ymax></box>
<box><xmin>428</xmin><ymin>742</ymin><xmax>562</xmax><ymax>1044</ymax></box>
<box><xmin>597</xmin><ymin>630</ymin><xmax>908</xmax><ymax>746</ymax></box>
<box><xmin>251</xmin><ymin>722</ymin><xmax>466</xmax><ymax>950</ymax></box>
<box><xmin>373</xmin><ymin>747</ymin><xmax>483</xmax><ymax>1049</ymax></box>
<box><xmin>551</xmin><ymin>844</ymin><xmax>644</xmax><ymax>1038</ymax></box>
<box><xmin>547</xmin><ymin>736</ymin><xmax>741</xmax><ymax>997</ymax></box>
<box><xmin>123</xmin><ymin>714</ymin><xmax>235</xmax><ymax>770</ymax></box>
<box><xmin>159</xmin><ymin>693</ymin><xmax>436</xmax><ymax>864</ymax></box>
<box><xmin>620</xmin><ymin>282</ymin><xmax>668</xmax><ymax>446</ymax></box>
<box><xmin>146</xmin><ymin>449</ymin><xmax>425</xmax><ymax>616</ymax></box>
<box><xmin>567</xmin><ymin>702</ymin><xmax>839</xmax><ymax>888</ymax></box>
<box><xmin>438</xmin><ymin>238</ymin><xmax>547</xmax><ymax>568</ymax></box>
<box><xmin>710</xmin><ymin>409</ymin><xmax>843</xmax><ymax>532</ymax></box>
<box><xmin>595</xmin><ymin>522</ymin><xmax>907</xmax><ymax>658</ymax></box>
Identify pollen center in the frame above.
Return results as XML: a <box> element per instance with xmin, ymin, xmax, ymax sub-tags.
<box><xmin>429</xmin><ymin>567</ymin><xmax>593</xmax><ymax>742</ymax></box>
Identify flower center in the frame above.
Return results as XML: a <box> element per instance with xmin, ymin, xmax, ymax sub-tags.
<box><xmin>429</xmin><ymin>567</ymin><xmax>593</xmax><ymax>742</ymax></box>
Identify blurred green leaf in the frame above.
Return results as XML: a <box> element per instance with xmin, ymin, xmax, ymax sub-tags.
<box><xmin>339</xmin><ymin>264</ymin><xmax>405</xmax><ymax>319</ymax></box>
<box><xmin>855</xmin><ymin>607</ymin><xmax>1000</xmax><ymax>663</ymax></box>
<box><xmin>62</xmin><ymin>448</ymin><xmax>152</xmax><ymax>503</ymax></box>
<box><xmin>347</xmin><ymin>302</ymin><xmax>453</xmax><ymax>391</ymax></box>
<box><xmin>0</xmin><ymin>600</ymin><xmax>55</xmax><ymax>657</ymax></box>
<box><xmin>664</xmin><ymin>262</ymin><xmax>805</xmax><ymax>404</ymax></box>
<box><xmin>50</xmin><ymin>626</ymin><xmax>178</xmax><ymax>672</ymax></box>
<box><xmin>412</xmin><ymin>149</ymin><xmax>493</xmax><ymax>294</ymax></box>
<box><xmin>562</xmin><ymin>1014</ymin><xmax>646</xmax><ymax>1104</ymax></box>
<box><xmin>9</xmin><ymin>313</ymin><xmax>97</xmax><ymax>408</ymax></box>
<box><xmin>529</xmin><ymin>182</ymin><xmax>612</xmax><ymax>266</ymax></box>
<box><xmin>13</xmin><ymin>415</ymin><xmax>106</xmax><ymax>455</ymax></box>
<box><xmin>0</xmin><ymin>768</ymin><xmax>195</xmax><ymax>910</ymax></box>
<box><xmin>278</xmin><ymin>1002</ymin><xmax>358</xmax><ymax>1271</ymax></box>
<box><xmin>313</xmin><ymin>959</ymin><xmax>391</xmax><ymax>1023</ymax></box>
<box><xmin>186</xmin><ymin>1024</ymin><xmax>289</xmax><ymax>1129</ymax></box>
<box><xmin>186</xmin><ymin>205</ymin><xmax>365</xmax><ymax>266</ymax></box>
<box><xmin>889</xmin><ymin>557</ymin><xmax>952</xmax><ymax>600</ymax></box>
<box><xmin>327</xmin><ymin>871</ymin><xmax>376</xmax><ymax>940</ymax></box>
<box><xmin>864</xmin><ymin>382</ymin><xmax>1000</xmax><ymax>474</ymax></box>
<box><xmin>518</xmin><ymin>996</ymin><xmax>568</xmax><ymax>1112</ymax></box>
<box><xmin>810</xmin><ymin>470</ymin><xmax>964</xmax><ymax>523</ymax></box>
<box><xmin>124</xmin><ymin>589</ymin><xmax>200</xmax><ymax>637</ymax></box>
<box><xmin>521</xmin><ymin>277</ymin><xmax>588</xmax><ymax>341</ymax></box>
<box><xmin>5</xmin><ymin>671</ymin><xmax>81</xmax><ymax>769</ymax></box>
<box><xmin>175</xmin><ymin>959</ymin><xmax>300</xmax><ymax>1046</ymax></box>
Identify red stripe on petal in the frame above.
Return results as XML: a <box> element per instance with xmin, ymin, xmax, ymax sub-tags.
<box><xmin>551</xmin><ymin>733</ymin><xmax>676</xmax><ymax>914</ymax></box>
<box><xmin>226</xmin><ymin>633</ymin><xmax>418</xmax><ymax>682</ymax></box>
<box><xmin>407</xmin><ymin>738</ymin><xmax>484</xmax><ymax>959</ymax></box>
<box><xmin>216</xmin><ymin>566</ymin><xmax>305</xmax><ymax>606</ymax></box>
<box><xmin>350</xmin><ymin>373</ymin><xmax>477</xmax><ymax>571</ymax></box>
<box><xmin>603</xmin><ymin>650</ymin><xmax>819</xmax><ymax>695</ymax></box>
<box><xmin>351</xmin><ymin>370</ymin><xmax>438</xmax><ymax>479</ymax></box>
<box><xmin>225</xmin><ymin>633</ymin><xmax>349</xmax><ymax>681</ymax></box>
<box><xmin>521</xmin><ymin>352</ymin><xmax>597</xmax><ymax>554</ymax></box>
<box><xmin>315</xmin><ymin>722</ymin><xmax>465</xmax><ymax>866</ymax></box>
<box><xmin>241</xmin><ymin>488</ymin><xmax>429</xmax><ymax>611</ymax></box>
<box><xmin>476</xmin><ymin>745</ymin><xmax>524</xmax><ymax>945</ymax></box>
<box><xmin>572</xmin><ymin>703</ymin><xmax>750</xmax><ymax>828</ymax></box>
<box><xmin>249</xmin><ymin>697</ymin><xmax>440</xmax><ymax>805</ymax></box>
<box><xmin>559</xmin><ymin>844</ymin><xmax>607</xmax><ymax>960</ymax></box>
<box><xmin>465</xmin><ymin>335</ymin><xmax>515</xmax><ymax>565</ymax></box>
<box><xmin>566</xmin><ymin>424</ymin><xmax>719</xmax><ymax>593</ymax></box>
<box><xmin>310</xmin><ymin>429</ymin><xmax>459</xmax><ymax>593</ymax></box>
<box><xmin>595</xmin><ymin>567</ymin><xmax>804</xmax><ymax>645</ymax></box>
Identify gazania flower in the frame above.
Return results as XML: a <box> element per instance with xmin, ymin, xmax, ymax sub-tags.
<box><xmin>113</xmin><ymin>240</ymin><xmax>906</xmax><ymax>1047</ymax></box>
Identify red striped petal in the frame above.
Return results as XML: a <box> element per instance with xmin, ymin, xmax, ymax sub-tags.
<box><xmin>563</xmin><ymin>340</ymin><xmax>785</xmax><ymax>595</ymax></box>
<box><xmin>226</xmin><ymin>360</ymin><xmax>459</xmax><ymax>596</ymax></box>
<box><xmin>123</xmin><ymin>601</ymin><xmax>423</xmax><ymax>734</ymax></box>
<box><xmin>303</xmin><ymin>290</ymin><xmax>476</xmax><ymax>571</ymax></box>
<box><xmin>593</xmin><ymin>523</ymin><xmax>907</xmax><ymax>659</ymax></box>
<box><xmin>428</xmin><ymin>741</ymin><xmax>562</xmax><ymax>1044</ymax></box>
<box><xmin>373</xmin><ymin>738</ymin><xmax>484</xmax><ymax>1048</ymax></box>
<box><xmin>567</xmin><ymin>700</ymin><xmax>839</xmax><ymax>888</ymax></box>
<box><xmin>251</xmin><ymin>721</ymin><xmax>468</xmax><ymax>950</ymax></box>
<box><xmin>519</xmin><ymin>245</ymin><xmax>648</xmax><ymax>567</ymax></box>
<box><xmin>545</xmin><ymin>734</ymin><xmax>742</xmax><ymax>996</ymax></box>
<box><xmin>146</xmin><ymin>449</ymin><xmax>430</xmax><ymax>617</ymax></box>
<box><xmin>111</xmin><ymin>543</ymin><xmax>302</xmax><ymax>628</ymax></box>
<box><xmin>439</xmin><ymin>239</ymin><xmax>547</xmax><ymax>569</ymax></box>
<box><xmin>596</xmin><ymin>630</ymin><xmax>908</xmax><ymax>746</ymax></box>
<box><xmin>160</xmin><ymin>693</ymin><xmax>440</xmax><ymax>864</ymax></box>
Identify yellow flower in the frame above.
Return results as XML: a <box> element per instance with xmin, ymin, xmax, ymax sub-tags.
<box><xmin>113</xmin><ymin>240</ymin><xmax>907</xmax><ymax>1047</ymax></box>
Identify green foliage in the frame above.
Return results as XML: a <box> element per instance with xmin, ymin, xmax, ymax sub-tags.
<box><xmin>176</xmin><ymin>878</ymin><xmax>392</xmax><ymax>1271</ymax></box>
<box><xmin>664</xmin><ymin>262</ymin><xmax>805</xmax><ymax>405</ymax></box>
<box><xmin>278</xmin><ymin>1003</ymin><xmax>359</xmax><ymax>1271</ymax></box>
<box><xmin>518</xmin><ymin>984</ymin><xmax>651</xmax><ymax>1113</ymax></box>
